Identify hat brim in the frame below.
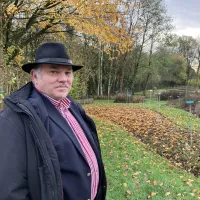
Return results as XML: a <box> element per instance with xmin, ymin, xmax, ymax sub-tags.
<box><xmin>22</xmin><ymin>61</ymin><xmax>83</xmax><ymax>73</ymax></box>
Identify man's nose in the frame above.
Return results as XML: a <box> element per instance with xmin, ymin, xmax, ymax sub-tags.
<box><xmin>57</xmin><ymin>73</ymin><xmax>68</xmax><ymax>82</ymax></box>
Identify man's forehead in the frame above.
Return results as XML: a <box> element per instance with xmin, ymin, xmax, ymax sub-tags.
<box><xmin>51</xmin><ymin>64</ymin><xmax>72</xmax><ymax>69</ymax></box>
<box><xmin>41</xmin><ymin>64</ymin><xmax>73</xmax><ymax>70</ymax></box>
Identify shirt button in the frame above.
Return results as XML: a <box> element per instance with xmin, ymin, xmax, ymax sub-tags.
<box><xmin>87</xmin><ymin>173</ymin><xmax>91</xmax><ymax>176</ymax></box>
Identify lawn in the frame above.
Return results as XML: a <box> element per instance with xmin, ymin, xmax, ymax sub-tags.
<box><xmin>83</xmin><ymin>100</ymin><xmax>200</xmax><ymax>199</ymax></box>
<box><xmin>94</xmin><ymin>118</ymin><xmax>200</xmax><ymax>200</ymax></box>
<box><xmin>137</xmin><ymin>99</ymin><xmax>200</xmax><ymax>132</ymax></box>
<box><xmin>93</xmin><ymin>99</ymin><xmax>200</xmax><ymax>132</ymax></box>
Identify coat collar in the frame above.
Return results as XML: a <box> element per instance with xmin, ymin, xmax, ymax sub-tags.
<box><xmin>36</xmin><ymin>91</ymin><xmax>98</xmax><ymax>158</ymax></box>
<box><xmin>43</xmin><ymin>95</ymin><xmax>99</xmax><ymax>163</ymax></box>
<box><xmin>40</xmin><ymin>94</ymin><xmax>89</xmax><ymax>162</ymax></box>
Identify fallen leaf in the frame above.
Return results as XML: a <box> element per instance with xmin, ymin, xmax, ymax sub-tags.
<box><xmin>165</xmin><ymin>192</ymin><xmax>171</xmax><ymax>196</ymax></box>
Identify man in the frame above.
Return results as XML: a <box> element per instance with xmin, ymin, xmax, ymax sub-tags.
<box><xmin>0</xmin><ymin>42</ymin><xmax>106</xmax><ymax>200</ymax></box>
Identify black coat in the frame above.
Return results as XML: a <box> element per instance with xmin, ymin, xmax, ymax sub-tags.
<box><xmin>0</xmin><ymin>82</ymin><xmax>106</xmax><ymax>200</ymax></box>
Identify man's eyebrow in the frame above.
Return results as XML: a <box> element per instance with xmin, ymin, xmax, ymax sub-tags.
<box><xmin>50</xmin><ymin>65</ymin><xmax>59</xmax><ymax>69</ymax></box>
<box><xmin>49</xmin><ymin>65</ymin><xmax>73</xmax><ymax>71</ymax></box>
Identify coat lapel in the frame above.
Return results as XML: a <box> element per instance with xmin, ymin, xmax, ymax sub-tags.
<box><xmin>43</xmin><ymin>97</ymin><xmax>87</xmax><ymax>161</ymax></box>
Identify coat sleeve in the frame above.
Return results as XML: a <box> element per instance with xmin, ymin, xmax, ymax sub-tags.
<box><xmin>0</xmin><ymin>114</ymin><xmax>29</xmax><ymax>200</ymax></box>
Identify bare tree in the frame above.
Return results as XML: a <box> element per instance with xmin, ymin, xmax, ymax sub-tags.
<box><xmin>124</xmin><ymin>0</ymin><xmax>172</xmax><ymax>94</ymax></box>
<box><xmin>178</xmin><ymin>36</ymin><xmax>197</xmax><ymax>83</ymax></box>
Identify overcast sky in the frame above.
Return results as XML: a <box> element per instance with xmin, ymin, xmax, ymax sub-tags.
<box><xmin>164</xmin><ymin>0</ymin><xmax>200</xmax><ymax>38</ymax></box>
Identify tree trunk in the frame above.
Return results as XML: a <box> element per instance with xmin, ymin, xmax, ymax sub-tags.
<box><xmin>98</xmin><ymin>44</ymin><xmax>103</xmax><ymax>96</ymax></box>
<box><xmin>186</xmin><ymin>59</ymin><xmax>191</xmax><ymax>84</ymax></box>
<box><xmin>119</xmin><ymin>63</ymin><xmax>125</xmax><ymax>93</ymax></box>
<box><xmin>108</xmin><ymin>58</ymin><xmax>114</xmax><ymax>99</ymax></box>
<box><xmin>131</xmin><ymin>17</ymin><xmax>149</xmax><ymax>91</ymax></box>
<box><xmin>118</xmin><ymin>2</ymin><xmax>141</xmax><ymax>93</ymax></box>
<box><xmin>143</xmin><ymin>32</ymin><xmax>154</xmax><ymax>95</ymax></box>
<box><xmin>100</xmin><ymin>50</ymin><xmax>103</xmax><ymax>96</ymax></box>
<box><xmin>143</xmin><ymin>73</ymin><xmax>151</xmax><ymax>95</ymax></box>
<box><xmin>197</xmin><ymin>47</ymin><xmax>200</xmax><ymax>77</ymax></box>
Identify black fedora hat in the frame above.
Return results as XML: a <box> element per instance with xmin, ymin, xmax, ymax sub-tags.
<box><xmin>22</xmin><ymin>42</ymin><xmax>84</xmax><ymax>73</ymax></box>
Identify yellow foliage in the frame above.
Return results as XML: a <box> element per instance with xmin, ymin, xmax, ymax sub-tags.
<box><xmin>7</xmin><ymin>46</ymin><xmax>16</xmax><ymax>56</ymax></box>
<box><xmin>14</xmin><ymin>55</ymin><xmax>24</xmax><ymax>65</ymax></box>
<box><xmin>6</xmin><ymin>4</ymin><xmax>18</xmax><ymax>15</ymax></box>
<box><xmin>4</xmin><ymin>0</ymin><xmax>141</xmax><ymax>56</ymax></box>
<box><xmin>6</xmin><ymin>46</ymin><xmax>24</xmax><ymax>66</ymax></box>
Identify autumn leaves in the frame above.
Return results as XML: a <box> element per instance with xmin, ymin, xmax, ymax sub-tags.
<box><xmin>85</xmin><ymin>105</ymin><xmax>200</xmax><ymax>177</ymax></box>
<box><xmin>94</xmin><ymin>116</ymin><xmax>200</xmax><ymax>199</ymax></box>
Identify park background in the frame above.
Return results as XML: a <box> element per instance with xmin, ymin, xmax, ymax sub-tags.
<box><xmin>1</xmin><ymin>0</ymin><xmax>200</xmax><ymax>199</ymax></box>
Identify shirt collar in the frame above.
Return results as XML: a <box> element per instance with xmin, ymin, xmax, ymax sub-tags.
<box><xmin>34</xmin><ymin>85</ymin><xmax>71</xmax><ymax>108</ymax></box>
<box><xmin>43</xmin><ymin>94</ymin><xmax>71</xmax><ymax>109</ymax></box>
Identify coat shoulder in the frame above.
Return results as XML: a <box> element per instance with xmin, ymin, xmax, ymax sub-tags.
<box><xmin>0</xmin><ymin>107</ymin><xmax>25</xmax><ymax>136</ymax></box>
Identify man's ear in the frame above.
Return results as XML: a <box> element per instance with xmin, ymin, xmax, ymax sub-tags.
<box><xmin>30</xmin><ymin>70</ymin><xmax>38</xmax><ymax>84</ymax></box>
<box><xmin>30</xmin><ymin>70</ymin><xmax>35</xmax><ymax>79</ymax></box>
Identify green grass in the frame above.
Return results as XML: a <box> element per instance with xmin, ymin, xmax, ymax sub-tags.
<box><xmin>93</xmin><ymin>99</ymin><xmax>115</xmax><ymax>105</ymax></box>
<box><xmin>93</xmin><ymin>99</ymin><xmax>200</xmax><ymax>132</ymax></box>
<box><xmin>95</xmin><ymin>118</ymin><xmax>200</xmax><ymax>200</ymax></box>
<box><xmin>134</xmin><ymin>89</ymin><xmax>170</xmax><ymax>95</ymax></box>
<box><xmin>136</xmin><ymin>99</ymin><xmax>200</xmax><ymax>132</ymax></box>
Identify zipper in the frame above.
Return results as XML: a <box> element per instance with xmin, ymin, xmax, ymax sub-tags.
<box><xmin>18</xmin><ymin>103</ymin><xmax>59</xmax><ymax>200</ymax></box>
<box><xmin>18</xmin><ymin>103</ymin><xmax>33</xmax><ymax>117</ymax></box>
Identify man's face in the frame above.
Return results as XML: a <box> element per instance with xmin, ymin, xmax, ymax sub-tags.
<box><xmin>31</xmin><ymin>64</ymin><xmax>73</xmax><ymax>100</ymax></box>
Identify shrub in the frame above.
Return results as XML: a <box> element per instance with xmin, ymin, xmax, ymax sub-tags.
<box><xmin>188</xmin><ymin>79</ymin><xmax>200</xmax><ymax>87</ymax></box>
<box><xmin>132</xmin><ymin>95</ymin><xmax>145</xmax><ymax>103</ymax></box>
<box><xmin>159</xmin><ymin>90</ymin><xmax>185</xmax><ymax>101</ymax></box>
<box><xmin>114</xmin><ymin>93</ymin><xmax>127</xmax><ymax>103</ymax></box>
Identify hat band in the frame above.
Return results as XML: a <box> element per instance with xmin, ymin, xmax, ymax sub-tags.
<box><xmin>36</xmin><ymin>58</ymin><xmax>73</xmax><ymax>64</ymax></box>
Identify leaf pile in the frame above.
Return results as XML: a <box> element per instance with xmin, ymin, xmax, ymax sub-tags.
<box><xmin>85</xmin><ymin>105</ymin><xmax>200</xmax><ymax>177</ymax></box>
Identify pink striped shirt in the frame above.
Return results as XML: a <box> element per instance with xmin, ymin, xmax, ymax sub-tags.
<box><xmin>43</xmin><ymin>94</ymin><xmax>99</xmax><ymax>200</ymax></box>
